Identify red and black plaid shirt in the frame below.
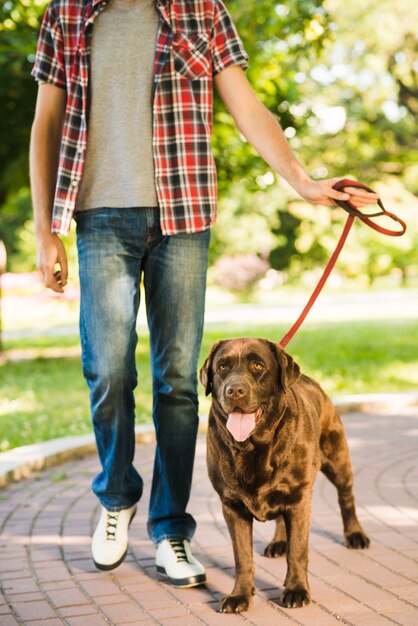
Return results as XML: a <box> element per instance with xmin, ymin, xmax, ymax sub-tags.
<box><xmin>32</xmin><ymin>0</ymin><xmax>248</xmax><ymax>235</ymax></box>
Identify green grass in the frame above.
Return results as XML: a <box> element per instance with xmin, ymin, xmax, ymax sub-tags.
<box><xmin>1</xmin><ymin>318</ymin><xmax>417</xmax><ymax>452</ymax></box>
<box><xmin>4</xmin><ymin>335</ymin><xmax>80</xmax><ymax>350</ymax></box>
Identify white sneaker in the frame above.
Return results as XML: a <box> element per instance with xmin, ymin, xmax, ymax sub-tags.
<box><xmin>156</xmin><ymin>539</ymin><xmax>206</xmax><ymax>587</ymax></box>
<box><xmin>92</xmin><ymin>504</ymin><xmax>137</xmax><ymax>570</ymax></box>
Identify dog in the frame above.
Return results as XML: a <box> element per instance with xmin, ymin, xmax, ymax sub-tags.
<box><xmin>200</xmin><ymin>338</ymin><xmax>369</xmax><ymax>613</ymax></box>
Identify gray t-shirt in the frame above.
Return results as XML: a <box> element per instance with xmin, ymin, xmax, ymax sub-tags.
<box><xmin>76</xmin><ymin>0</ymin><xmax>159</xmax><ymax>211</ymax></box>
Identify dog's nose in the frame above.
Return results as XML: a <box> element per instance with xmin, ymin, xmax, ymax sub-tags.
<box><xmin>225</xmin><ymin>383</ymin><xmax>247</xmax><ymax>399</ymax></box>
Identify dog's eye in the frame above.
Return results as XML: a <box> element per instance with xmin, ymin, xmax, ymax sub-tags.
<box><xmin>217</xmin><ymin>363</ymin><xmax>228</xmax><ymax>373</ymax></box>
<box><xmin>253</xmin><ymin>362</ymin><xmax>264</xmax><ymax>372</ymax></box>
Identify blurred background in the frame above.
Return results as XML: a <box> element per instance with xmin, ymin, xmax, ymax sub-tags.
<box><xmin>1</xmin><ymin>0</ymin><xmax>417</xmax><ymax>451</ymax></box>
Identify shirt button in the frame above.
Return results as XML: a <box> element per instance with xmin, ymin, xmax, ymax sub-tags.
<box><xmin>71</xmin><ymin>179</ymin><xmax>79</xmax><ymax>187</ymax></box>
<box><xmin>77</xmin><ymin>146</ymin><xmax>84</xmax><ymax>154</ymax></box>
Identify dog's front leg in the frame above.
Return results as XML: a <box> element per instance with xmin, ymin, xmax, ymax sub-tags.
<box><xmin>221</xmin><ymin>501</ymin><xmax>254</xmax><ymax>613</ymax></box>
<box><xmin>281</xmin><ymin>497</ymin><xmax>312</xmax><ymax>608</ymax></box>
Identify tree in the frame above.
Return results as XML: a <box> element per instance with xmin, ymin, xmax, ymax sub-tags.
<box><xmin>213</xmin><ymin>0</ymin><xmax>332</xmax><ymax>197</ymax></box>
<box><xmin>297</xmin><ymin>0</ymin><xmax>418</xmax><ymax>184</ymax></box>
<box><xmin>1</xmin><ymin>0</ymin><xmax>417</xmax><ymax>286</ymax></box>
<box><xmin>0</xmin><ymin>1</ymin><xmax>48</xmax><ymax>266</ymax></box>
<box><xmin>211</xmin><ymin>0</ymin><xmax>333</xmax><ymax>270</ymax></box>
<box><xmin>212</xmin><ymin>0</ymin><xmax>418</xmax><ymax>285</ymax></box>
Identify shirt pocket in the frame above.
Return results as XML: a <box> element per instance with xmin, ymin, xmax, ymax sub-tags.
<box><xmin>171</xmin><ymin>31</ymin><xmax>211</xmax><ymax>80</ymax></box>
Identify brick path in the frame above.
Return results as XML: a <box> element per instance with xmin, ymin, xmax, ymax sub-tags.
<box><xmin>1</xmin><ymin>406</ymin><xmax>417</xmax><ymax>625</ymax></box>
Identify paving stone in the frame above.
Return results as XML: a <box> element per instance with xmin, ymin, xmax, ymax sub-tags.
<box><xmin>151</xmin><ymin>605</ymin><xmax>194</xmax><ymax>620</ymax></box>
<box><xmin>100</xmin><ymin>600</ymin><xmax>152</xmax><ymax>623</ymax></box>
<box><xmin>6</xmin><ymin>591</ymin><xmax>44</xmax><ymax>604</ymax></box>
<box><xmin>0</xmin><ymin>615</ymin><xmax>21</xmax><ymax>626</ymax></box>
<box><xmin>78</xmin><ymin>578</ymin><xmax>121</xmax><ymax>597</ymax></box>
<box><xmin>45</xmin><ymin>587</ymin><xmax>90</xmax><ymax>608</ymax></box>
<box><xmin>26</xmin><ymin>618</ymin><xmax>64</xmax><ymax>626</ymax></box>
<box><xmin>59</xmin><ymin>605</ymin><xmax>101</xmax><ymax>618</ymax></box>
<box><xmin>12</xmin><ymin>599</ymin><xmax>56</xmax><ymax>621</ymax></box>
<box><xmin>66</xmin><ymin>615</ymin><xmax>109</xmax><ymax>626</ymax></box>
<box><xmin>3</xmin><ymin>578</ymin><xmax>40</xmax><ymax>595</ymax></box>
<box><xmin>0</xmin><ymin>604</ymin><xmax>13</xmax><ymax>616</ymax></box>
<box><xmin>161</xmin><ymin>615</ymin><xmax>206</xmax><ymax>626</ymax></box>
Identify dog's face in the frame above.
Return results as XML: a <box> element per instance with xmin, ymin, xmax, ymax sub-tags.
<box><xmin>200</xmin><ymin>338</ymin><xmax>300</xmax><ymax>442</ymax></box>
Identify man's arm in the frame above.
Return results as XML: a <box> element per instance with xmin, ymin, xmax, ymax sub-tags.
<box><xmin>30</xmin><ymin>83</ymin><xmax>68</xmax><ymax>293</ymax></box>
<box><xmin>214</xmin><ymin>66</ymin><xmax>378</xmax><ymax>208</ymax></box>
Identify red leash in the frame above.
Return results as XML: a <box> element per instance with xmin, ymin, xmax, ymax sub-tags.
<box><xmin>279</xmin><ymin>179</ymin><xmax>407</xmax><ymax>348</ymax></box>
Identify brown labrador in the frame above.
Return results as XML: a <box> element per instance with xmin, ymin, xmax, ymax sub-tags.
<box><xmin>200</xmin><ymin>338</ymin><xmax>369</xmax><ymax>613</ymax></box>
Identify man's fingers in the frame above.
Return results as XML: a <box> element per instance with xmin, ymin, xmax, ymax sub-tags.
<box><xmin>57</xmin><ymin>254</ymin><xmax>68</xmax><ymax>286</ymax></box>
<box><xmin>327</xmin><ymin>185</ymin><xmax>380</xmax><ymax>209</ymax></box>
<box><xmin>44</xmin><ymin>266</ymin><xmax>64</xmax><ymax>293</ymax></box>
<box><xmin>52</xmin><ymin>262</ymin><xmax>67</xmax><ymax>290</ymax></box>
<box><xmin>343</xmin><ymin>186</ymin><xmax>379</xmax><ymax>201</ymax></box>
<box><xmin>327</xmin><ymin>187</ymin><xmax>350</xmax><ymax>201</ymax></box>
<box><xmin>306</xmin><ymin>178</ymin><xmax>381</xmax><ymax>208</ymax></box>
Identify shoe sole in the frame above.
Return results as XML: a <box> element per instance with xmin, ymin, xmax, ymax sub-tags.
<box><xmin>93</xmin><ymin>549</ymin><xmax>128</xmax><ymax>571</ymax></box>
<box><xmin>156</xmin><ymin>565</ymin><xmax>206</xmax><ymax>588</ymax></box>
<box><xmin>92</xmin><ymin>506</ymin><xmax>137</xmax><ymax>571</ymax></box>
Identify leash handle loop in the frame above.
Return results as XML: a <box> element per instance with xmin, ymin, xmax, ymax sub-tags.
<box><xmin>333</xmin><ymin>179</ymin><xmax>406</xmax><ymax>237</ymax></box>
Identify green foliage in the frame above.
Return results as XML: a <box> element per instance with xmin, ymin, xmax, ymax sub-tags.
<box><xmin>213</xmin><ymin>0</ymin><xmax>332</xmax><ymax>196</ymax></box>
<box><xmin>268</xmin><ymin>210</ymin><xmax>303</xmax><ymax>271</ymax></box>
<box><xmin>212</xmin><ymin>0</ymin><xmax>418</xmax><ymax>285</ymax></box>
<box><xmin>299</xmin><ymin>0</ymin><xmax>418</xmax><ymax>183</ymax></box>
<box><xmin>0</xmin><ymin>0</ymin><xmax>48</xmax><ymax>265</ymax></box>
<box><xmin>1</xmin><ymin>0</ymin><xmax>417</xmax><ymax>286</ymax></box>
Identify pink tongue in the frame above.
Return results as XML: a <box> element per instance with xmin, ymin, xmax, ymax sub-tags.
<box><xmin>226</xmin><ymin>412</ymin><xmax>256</xmax><ymax>442</ymax></box>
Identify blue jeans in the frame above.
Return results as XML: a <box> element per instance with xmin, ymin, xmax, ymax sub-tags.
<box><xmin>75</xmin><ymin>207</ymin><xmax>210</xmax><ymax>544</ymax></box>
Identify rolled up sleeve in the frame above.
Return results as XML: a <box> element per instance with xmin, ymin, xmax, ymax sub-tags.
<box><xmin>31</xmin><ymin>3</ymin><xmax>66</xmax><ymax>89</ymax></box>
<box><xmin>211</xmin><ymin>0</ymin><xmax>249</xmax><ymax>75</ymax></box>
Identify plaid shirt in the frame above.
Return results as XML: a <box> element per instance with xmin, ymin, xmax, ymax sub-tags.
<box><xmin>32</xmin><ymin>0</ymin><xmax>248</xmax><ymax>235</ymax></box>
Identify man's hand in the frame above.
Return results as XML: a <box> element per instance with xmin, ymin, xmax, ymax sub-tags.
<box><xmin>295</xmin><ymin>178</ymin><xmax>379</xmax><ymax>209</ymax></box>
<box><xmin>36</xmin><ymin>232</ymin><xmax>68</xmax><ymax>293</ymax></box>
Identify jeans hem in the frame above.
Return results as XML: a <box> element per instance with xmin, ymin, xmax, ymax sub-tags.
<box><xmin>99</xmin><ymin>501</ymin><xmax>139</xmax><ymax>513</ymax></box>
<box><xmin>154</xmin><ymin>533</ymin><xmax>194</xmax><ymax>546</ymax></box>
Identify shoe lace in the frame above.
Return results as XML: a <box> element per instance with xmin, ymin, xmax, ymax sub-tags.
<box><xmin>169</xmin><ymin>540</ymin><xmax>188</xmax><ymax>563</ymax></box>
<box><xmin>105</xmin><ymin>511</ymin><xmax>120</xmax><ymax>541</ymax></box>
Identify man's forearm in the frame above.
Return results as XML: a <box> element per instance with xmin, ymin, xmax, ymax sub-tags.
<box><xmin>30</xmin><ymin>115</ymin><xmax>63</xmax><ymax>236</ymax></box>
<box><xmin>214</xmin><ymin>67</ymin><xmax>309</xmax><ymax>191</ymax></box>
<box><xmin>30</xmin><ymin>84</ymin><xmax>68</xmax><ymax>292</ymax></box>
<box><xmin>230</xmin><ymin>94</ymin><xmax>310</xmax><ymax>193</ymax></box>
<box><xmin>215</xmin><ymin>65</ymin><xmax>380</xmax><ymax>208</ymax></box>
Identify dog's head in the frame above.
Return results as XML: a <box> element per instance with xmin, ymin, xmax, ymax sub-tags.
<box><xmin>200</xmin><ymin>338</ymin><xmax>300</xmax><ymax>442</ymax></box>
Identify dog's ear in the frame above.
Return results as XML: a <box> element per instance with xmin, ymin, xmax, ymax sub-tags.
<box><xmin>268</xmin><ymin>341</ymin><xmax>301</xmax><ymax>392</ymax></box>
<box><xmin>199</xmin><ymin>340</ymin><xmax>225</xmax><ymax>397</ymax></box>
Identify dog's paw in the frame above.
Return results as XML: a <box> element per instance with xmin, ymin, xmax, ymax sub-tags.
<box><xmin>264</xmin><ymin>541</ymin><xmax>287</xmax><ymax>558</ymax></box>
<box><xmin>221</xmin><ymin>594</ymin><xmax>252</xmax><ymax>613</ymax></box>
<box><xmin>280</xmin><ymin>587</ymin><xmax>310</xmax><ymax>609</ymax></box>
<box><xmin>345</xmin><ymin>531</ymin><xmax>370</xmax><ymax>549</ymax></box>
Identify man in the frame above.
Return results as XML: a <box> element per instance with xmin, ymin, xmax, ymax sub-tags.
<box><xmin>30</xmin><ymin>0</ymin><xmax>376</xmax><ymax>587</ymax></box>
